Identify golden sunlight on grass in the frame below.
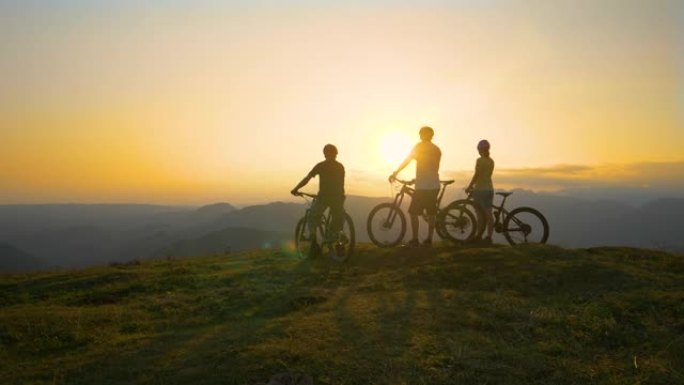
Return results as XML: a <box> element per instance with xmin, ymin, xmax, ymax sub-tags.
<box><xmin>2</xmin><ymin>245</ymin><xmax>683</xmax><ymax>384</ymax></box>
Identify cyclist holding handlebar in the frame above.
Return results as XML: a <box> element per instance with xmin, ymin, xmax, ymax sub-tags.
<box><xmin>389</xmin><ymin>126</ymin><xmax>441</xmax><ymax>247</ymax></box>
<box><xmin>465</xmin><ymin>139</ymin><xmax>495</xmax><ymax>244</ymax></box>
<box><xmin>291</xmin><ymin>144</ymin><xmax>345</xmax><ymax>258</ymax></box>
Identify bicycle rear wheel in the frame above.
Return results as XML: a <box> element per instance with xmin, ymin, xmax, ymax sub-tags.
<box><xmin>437</xmin><ymin>200</ymin><xmax>479</xmax><ymax>244</ymax></box>
<box><xmin>502</xmin><ymin>207</ymin><xmax>549</xmax><ymax>245</ymax></box>
<box><xmin>367</xmin><ymin>203</ymin><xmax>406</xmax><ymax>247</ymax></box>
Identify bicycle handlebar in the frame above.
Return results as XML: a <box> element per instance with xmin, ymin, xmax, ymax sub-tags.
<box><xmin>391</xmin><ymin>178</ymin><xmax>415</xmax><ymax>185</ymax></box>
<box><xmin>392</xmin><ymin>178</ymin><xmax>456</xmax><ymax>186</ymax></box>
<box><xmin>294</xmin><ymin>192</ymin><xmax>317</xmax><ymax>199</ymax></box>
<box><xmin>464</xmin><ymin>190</ymin><xmax>513</xmax><ymax>199</ymax></box>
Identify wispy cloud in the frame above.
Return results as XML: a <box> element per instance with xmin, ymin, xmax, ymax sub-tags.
<box><xmin>346</xmin><ymin>161</ymin><xmax>684</xmax><ymax>201</ymax></box>
<box><xmin>441</xmin><ymin>161</ymin><xmax>684</xmax><ymax>193</ymax></box>
<box><xmin>499</xmin><ymin>164</ymin><xmax>594</xmax><ymax>176</ymax></box>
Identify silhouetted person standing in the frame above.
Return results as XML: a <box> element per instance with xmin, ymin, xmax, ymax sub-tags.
<box><xmin>389</xmin><ymin>126</ymin><xmax>441</xmax><ymax>247</ymax></box>
<box><xmin>291</xmin><ymin>144</ymin><xmax>345</xmax><ymax>257</ymax></box>
<box><xmin>466</xmin><ymin>139</ymin><xmax>495</xmax><ymax>244</ymax></box>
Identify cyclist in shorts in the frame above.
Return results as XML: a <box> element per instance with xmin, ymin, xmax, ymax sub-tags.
<box><xmin>389</xmin><ymin>126</ymin><xmax>442</xmax><ymax>247</ymax></box>
<box><xmin>291</xmin><ymin>144</ymin><xmax>345</xmax><ymax>258</ymax></box>
<box><xmin>466</xmin><ymin>139</ymin><xmax>495</xmax><ymax>244</ymax></box>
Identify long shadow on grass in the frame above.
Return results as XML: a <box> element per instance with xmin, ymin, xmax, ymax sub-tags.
<box><xmin>329</xmin><ymin>270</ymin><xmax>418</xmax><ymax>383</ymax></box>
<box><xmin>3</xmin><ymin>251</ymin><xmax>323</xmax><ymax>385</ymax></box>
<box><xmin>420</xmin><ymin>244</ymin><xmax>684</xmax><ymax>385</ymax></box>
<box><xmin>7</xmin><ymin>246</ymin><xmax>684</xmax><ymax>385</ymax></box>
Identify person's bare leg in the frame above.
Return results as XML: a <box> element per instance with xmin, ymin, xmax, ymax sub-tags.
<box><xmin>426</xmin><ymin>214</ymin><xmax>435</xmax><ymax>241</ymax></box>
<box><xmin>485</xmin><ymin>208</ymin><xmax>494</xmax><ymax>240</ymax></box>
<box><xmin>410</xmin><ymin>213</ymin><xmax>419</xmax><ymax>241</ymax></box>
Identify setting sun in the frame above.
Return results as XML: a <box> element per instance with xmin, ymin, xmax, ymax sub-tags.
<box><xmin>379</xmin><ymin>132</ymin><xmax>414</xmax><ymax>168</ymax></box>
<box><xmin>0</xmin><ymin>1</ymin><xmax>681</xmax><ymax>204</ymax></box>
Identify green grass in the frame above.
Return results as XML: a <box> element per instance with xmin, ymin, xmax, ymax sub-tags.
<box><xmin>1</xmin><ymin>244</ymin><xmax>683</xmax><ymax>384</ymax></box>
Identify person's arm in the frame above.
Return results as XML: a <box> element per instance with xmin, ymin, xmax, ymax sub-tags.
<box><xmin>291</xmin><ymin>166</ymin><xmax>317</xmax><ymax>195</ymax></box>
<box><xmin>466</xmin><ymin>159</ymin><xmax>480</xmax><ymax>193</ymax></box>
<box><xmin>389</xmin><ymin>147</ymin><xmax>415</xmax><ymax>182</ymax></box>
<box><xmin>291</xmin><ymin>175</ymin><xmax>312</xmax><ymax>196</ymax></box>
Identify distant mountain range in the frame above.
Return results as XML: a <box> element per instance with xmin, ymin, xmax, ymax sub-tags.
<box><xmin>154</xmin><ymin>227</ymin><xmax>291</xmax><ymax>258</ymax></box>
<box><xmin>1</xmin><ymin>192</ymin><xmax>682</xmax><ymax>271</ymax></box>
<box><xmin>0</xmin><ymin>243</ymin><xmax>43</xmax><ymax>272</ymax></box>
<box><xmin>499</xmin><ymin>191</ymin><xmax>684</xmax><ymax>251</ymax></box>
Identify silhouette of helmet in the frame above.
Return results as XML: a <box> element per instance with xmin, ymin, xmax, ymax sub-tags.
<box><xmin>419</xmin><ymin>126</ymin><xmax>434</xmax><ymax>140</ymax></box>
<box><xmin>477</xmin><ymin>139</ymin><xmax>490</xmax><ymax>151</ymax></box>
<box><xmin>323</xmin><ymin>144</ymin><xmax>338</xmax><ymax>158</ymax></box>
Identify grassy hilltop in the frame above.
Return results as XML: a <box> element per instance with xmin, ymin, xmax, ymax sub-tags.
<box><xmin>1</xmin><ymin>244</ymin><xmax>683</xmax><ymax>385</ymax></box>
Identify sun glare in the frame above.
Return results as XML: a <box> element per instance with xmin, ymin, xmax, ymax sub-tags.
<box><xmin>379</xmin><ymin>132</ymin><xmax>414</xmax><ymax>167</ymax></box>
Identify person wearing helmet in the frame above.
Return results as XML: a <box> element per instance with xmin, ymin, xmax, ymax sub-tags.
<box><xmin>291</xmin><ymin>144</ymin><xmax>346</xmax><ymax>258</ymax></box>
<box><xmin>466</xmin><ymin>139</ymin><xmax>495</xmax><ymax>244</ymax></box>
<box><xmin>389</xmin><ymin>126</ymin><xmax>442</xmax><ymax>247</ymax></box>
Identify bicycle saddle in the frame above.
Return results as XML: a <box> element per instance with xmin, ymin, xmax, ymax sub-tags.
<box><xmin>440</xmin><ymin>180</ymin><xmax>455</xmax><ymax>185</ymax></box>
<box><xmin>496</xmin><ymin>192</ymin><xmax>513</xmax><ymax>197</ymax></box>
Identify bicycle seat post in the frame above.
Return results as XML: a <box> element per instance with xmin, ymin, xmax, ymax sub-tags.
<box><xmin>498</xmin><ymin>193</ymin><xmax>510</xmax><ymax>209</ymax></box>
<box><xmin>437</xmin><ymin>184</ymin><xmax>446</xmax><ymax>206</ymax></box>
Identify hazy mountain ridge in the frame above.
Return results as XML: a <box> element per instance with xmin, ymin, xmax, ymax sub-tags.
<box><xmin>153</xmin><ymin>227</ymin><xmax>291</xmax><ymax>258</ymax></box>
<box><xmin>487</xmin><ymin>191</ymin><xmax>684</xmax><ymax>251</ymax></box>
<box><xmin>1</xmin><ymin>192</ymin><xmax>683</xmax><ymax>271</ymax></box>
<box><xmin>0</xmin><ymin>243</ymin><xmax>43</xmax><ymax>272</ymax></box>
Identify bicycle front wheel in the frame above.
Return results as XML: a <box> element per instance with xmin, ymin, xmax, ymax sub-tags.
<box><xmin>294</xmin><ymin>217</ymin><xmax>324</xmax><ymax>258</ymax></box>
<box><xmin>324</xmin><ymin>213</ymin><xmax>356</xmax><ymax>262</ymax></box>
<box><xmin>437</xmin><ymin>200</ymin><xmax>479</xmax><ymax>244</ymax></box>
<box><xmin>367</xmin><ymin>203</ymin><xmax>406</xmax><ymax>247</ymax></box>
<box><xmin>502</xmin><ymin>207</ymin><xmax>549</xmax><ymax>245</ymax></box>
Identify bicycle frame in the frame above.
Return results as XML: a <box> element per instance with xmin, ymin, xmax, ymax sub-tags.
<box><xmin>298</xmin><ymin>193</ymin><xmax>331</xmax><ymax>238</ymax></box>
<box><xmin>383</xmin><ymin>182</ymin><xmax>412</xmax><ymax>227</ymax></box>
<box><xmin>383</xmin><ymin>179</ymin><xmax>452</xmax><ymax>227</ymax></box>
<box><xmin>471</xmin><ymin>192</ymin><xmax>527</xmax><ymax>236</ymax></box>
<box><xmin>490</xmin><ymin>197</ymin><xmax>508</xmax><ymax>232</ymax></box>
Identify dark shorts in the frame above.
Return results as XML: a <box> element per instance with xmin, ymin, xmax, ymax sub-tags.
<box><xmin>408</xmin><ymin>189</ymin><xmax>439</xmax><ymax>215</ymax></box>
<box><xmin>472</xmin><ymin>190</ymin><xmax>494</xmax><ymax>209</ymax></box>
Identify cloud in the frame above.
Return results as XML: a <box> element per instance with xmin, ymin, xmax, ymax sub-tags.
<box><xmin>331</xmin><ymin>161</ymin><xmax>684</xmax><ymax>206</ymax></box>
<box><xmin>442</xmin><ymin>161</ymin><xmax>684</xmax><ymax>193</ymax></box>
<box><xmin>499</xmin><ymin>164</ymin><xmax>594</xmax><ymax>176</ymax></box>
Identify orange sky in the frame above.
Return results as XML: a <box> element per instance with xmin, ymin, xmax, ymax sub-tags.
<box><xmin>1</xmin><ymin>1</ymin><xmax>682</xmax><ymax>204</ymax></box>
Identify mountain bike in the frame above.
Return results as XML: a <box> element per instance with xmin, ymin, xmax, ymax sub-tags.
<box><xmin>294</xmin><ymin>192</ymin><xmax>355</xmax><ymax>261</ymax></box>
<box><xmin>366</xmin><ymin>179</ymin><xmax>478</xmax><ymax>247</ymax></box>
<box><xmin>440</xmin><ymin>191</ymin><xmax>550</xmax><ymax>245</ymax></box>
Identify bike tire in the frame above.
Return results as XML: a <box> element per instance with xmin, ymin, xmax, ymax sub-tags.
<box><xmin>437</xmin><ymin>200</ymin><xmax>479</xmax><ymax>244</ymax></box>
<box><xmin>327</xmin><ymin>213</ymin><xmax>356</xmax><ymax>262</ymax></box>
<box><xmin>367</xmin><ymin>203</ymin><xmax>406</xmax><ymax>247</ymax></box>
<box><xmin>502</xmin><ymin>207</ymin><xmax>549</xmax><ymax>245</ymax></box>
<box><xmin>435</xmin><ymin>209</ymin><xmax>448</xmax><ymax>240</ymax></box>
<box><xmin>294</xmin><ymin>217</ymin><xmax>324</xmax><ymax>258</ymax></box>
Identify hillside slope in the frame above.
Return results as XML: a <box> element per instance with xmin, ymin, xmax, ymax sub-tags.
<box><xmin>0</xmin><ymin>243</ymin><xmax>43</xmax><ymax>272</ymax></box>
<box><xmin>1</xmin><ymin>244</ymin><xmax>683</xmax><ymax>385</ymax></box>
<box><xmin>152</xmin><ymin>226</ymin><xmax>292</xmax><ymax>257</ymax></box>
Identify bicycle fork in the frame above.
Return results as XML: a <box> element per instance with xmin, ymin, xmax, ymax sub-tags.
<box><xmin>383</xmin><ymin>192</ymin><xmax>407</xmax><ymax>228</ymax></box>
